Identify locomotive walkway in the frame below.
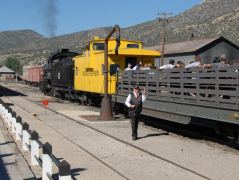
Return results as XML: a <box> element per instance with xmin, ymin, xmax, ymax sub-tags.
<box><xmin>0</xmin><ymin>82</ymin><xmax>239</xmax><ymax>180</ymax></box>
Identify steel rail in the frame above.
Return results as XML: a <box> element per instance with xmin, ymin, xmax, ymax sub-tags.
<box><xmin>0</xmin><ymin>84</ymin><xmax>212</xmax><ymax>180</ymax></box>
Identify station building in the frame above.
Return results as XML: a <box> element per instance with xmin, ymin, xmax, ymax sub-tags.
<box><xmin>147</xmin><ymin>36</ymin><xmax>239</xmax><ymax>66</ymax></box>
<box><xmin>0</xmin><ymin>66</ymin><xmax>15</xmax><ymax>81</ymax></box>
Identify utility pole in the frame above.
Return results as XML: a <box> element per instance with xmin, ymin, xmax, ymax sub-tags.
<box><xmin>158</xmin><ymin>12</ymin><xmax>172</xmax><ymax>66</ymax></box>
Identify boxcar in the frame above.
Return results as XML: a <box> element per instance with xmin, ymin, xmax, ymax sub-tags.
<box><xmin>22</xmin><ymin>65</ymin><xmax>43</xmax><ymax>86</ymax></box>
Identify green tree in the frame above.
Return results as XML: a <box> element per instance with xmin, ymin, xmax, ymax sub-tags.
<box><xmin>5</xmin><ymin>56</ymin><xmax>22</xmax><ymax>74</ymax></box>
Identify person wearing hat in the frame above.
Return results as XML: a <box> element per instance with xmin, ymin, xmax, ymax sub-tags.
<box><xmin>125</xmin><ymin>85</ymin><xmax>146</xmax><ymax>140</ymax></box>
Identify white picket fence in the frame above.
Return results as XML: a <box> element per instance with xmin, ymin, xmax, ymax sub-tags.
<box><xmin>0</xmin><ymin>102</ymin><xmax>72</xmax><ymax>180</ymax></box>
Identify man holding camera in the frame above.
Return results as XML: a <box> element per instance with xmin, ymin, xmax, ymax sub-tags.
<box><xmin>125</xmin><ymin>85</ymin><xmax>146</xmax><ymax>140</ymax></box>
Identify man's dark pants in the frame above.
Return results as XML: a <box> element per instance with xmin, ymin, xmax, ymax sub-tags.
<box><xmin>130</xmin><ymin>111</ymin><xmax>140</xmax><ymax>138</ymax></box>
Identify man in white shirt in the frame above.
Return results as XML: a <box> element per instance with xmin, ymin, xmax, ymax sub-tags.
<box><xmin>159</xmin><ymin>59</ymin><xmax>175</xmax><ymax>69</ymax></box>
<box><xmin>125</xmin><ymin>85</ymin><xmax>146</xmax><ymax>140</ymax></box>
<box><xmin>132</xmin><ymin>61</ymin><xmax>142</xmax><ymax>71</ymax></box>
<box><xmin>125</xmin><ymin>63</ymin><xmax>132</xmax><ymax>70</ymax></box>
<box><xmin>185</xmin><ymin>56</ymin><xmax>202</xmax><ymax>69</ymax></box>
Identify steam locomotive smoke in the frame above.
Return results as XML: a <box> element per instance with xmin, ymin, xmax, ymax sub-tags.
<box><xmin>43</xmin><ymin>0</ymin><xmax>58</xmax><ymax>37</ymax></box>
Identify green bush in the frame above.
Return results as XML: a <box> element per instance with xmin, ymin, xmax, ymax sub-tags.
<box><xmin>5</xmin><ymin>56</ymin><xmax>23</xmax><ymax>74</ymax></box>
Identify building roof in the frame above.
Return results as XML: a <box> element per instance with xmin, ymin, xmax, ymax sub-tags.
<box><xmin>146</xmin><ymin>36</ymin><xmax>239</xmax><ymax>55</ymax></box>
<box><xmin>0</xmin><ymin>66</ymin><xmax>15</xmax><ymax>74</ymax></box>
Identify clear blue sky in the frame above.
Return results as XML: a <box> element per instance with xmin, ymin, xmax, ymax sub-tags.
<box><xmin>0</xmin><ymin>0</ymin><xmax>202</xmax><ymax>37</ymax></box>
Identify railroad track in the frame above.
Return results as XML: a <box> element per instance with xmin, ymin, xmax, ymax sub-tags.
<box><xmin>0</xmin><ymin>82</ymin><xmax>216</xmax><ymax>179</ymax></box>
<box><xmin>9</xmin><ymin>82</ymin><xmax>239</xmax><ymax>149</ymax></box>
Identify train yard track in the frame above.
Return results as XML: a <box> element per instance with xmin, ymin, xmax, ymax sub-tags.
<box><xmin>0</xmin><ymin>82</ymin><xmax>217</xmax><ymax>179</ymax></box>
<box><xmin>5</xmin><ymin>82</ymin><xmax>239</xmax><ymax>149</ymax></box>
<box><xmin>1</xmin><ymin>82</ymin><xmax>239</xmax><ymax>179</ymax></box>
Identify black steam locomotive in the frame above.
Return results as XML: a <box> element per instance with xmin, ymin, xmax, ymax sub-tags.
<box><xmin>40</xmin><ymin>49</ymin><xmax>79</xmax><ymax>100</ymax></box>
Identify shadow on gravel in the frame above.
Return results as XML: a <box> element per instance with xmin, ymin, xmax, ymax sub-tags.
<box><xmin>0</xmin><ymin>153</ymin><xmax>15</xmax><ymax>158</ymax></box>
<box><xmin>71</xmin><ymin>168</ymin><xmax>87</xmax><ymax>179</ymax></box>
<box><xmin>2</xmin><ymin>161</ymin><xmax>17</xmax><ymax>166</ymax></box>
<box><xmin>138</xmin><ymin>132</ymin><xmax>169</xmax><ymax>140</ymax></box>
<box><xmin>2</xmin><ymin>103</ymin><xmax>14</xmax><ymax>107</ymax></box>
<box><xmin>0</xmin><ymin>85</ymin><xmax>26</xmax><ymax>97</ymax></box>
<box><xmin>141</xmin><ymin>116</ymin><xmax>239</xmax><ymax>150</ymax></box>
<box><xmin>0</xmin><ymin>141</ymin><xmax>14</xmax><ymax>146</ymax></box>
<box><xmin>0</xmin><ymin>153</ymin><xmax>12</xmax><ymax>180</ymax></box>
<box><xmin>33</xmin><ymin>167</ymin><xmax>87</xmax><ymax>180</ymax></box>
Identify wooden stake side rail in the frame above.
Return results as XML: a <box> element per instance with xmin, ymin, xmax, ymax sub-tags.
<box><xmin>117</xmin><ymin>65</ymin><xmax>239</xmax><ymax>110</ymax></box>
<box><xmin>114</xmin><ymin>65</ymin><xmax>239</xmax><ymax>125</ymax></box>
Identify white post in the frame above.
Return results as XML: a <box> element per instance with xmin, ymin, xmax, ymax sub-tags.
<box><xmin>10</xmin><ymin>112</ymin><xmax>16</xmax><ymax>128</ymax></box>
<box><xmin>42</xmin><ymin>143</ymin><xmax>52</xmax><ymax>180</ymax></box>
<box><xmin>3</xmin><ymin>108</ymin><xmax>6</xmax><ymax>121</ymax></box>
<box><xmin>7</xmin><ymin>112</ymin><xmax>12</xmax><ymax>126</ymax></box>
<box><xmin>11</xmin><ymin>117</ymin><xmax>16</xmax><ymax>134</ymax></box>
<box><xmin>31</xmin><ymin>131</ymin><xmax>40</xmax><ymax>166</ymax></box>
<box><xmin>16</xmin><ymin>123</ymin><xmax>21</xmax><ymax>140</ymax></box>
<box><xmin>0</xmin><ymin>104</ymin><xmax>3</xmax><ymax>117</ymax></box>
<box><xmin>42</xmin><ymin>154</ymin><xmax>52</xmax><ymax>180</ymax></box>
<box><xmin>2</xmin><ymin>108</ymin><xmax>6</xmax><ymax>120</ymax></box>
<box><xmin>22</xmin><ymin>123</ymin><xmax>30</xmax><ymax>151</ymax></box>
<box><xmin>59</xmin><ymin>160</ymin><xmax>71</xmax><ymax>180</ymax></box>
<box><xmin>15</xmin><ymin>117</ymin><xmax>22</xmax><ymax>141</ymax></box>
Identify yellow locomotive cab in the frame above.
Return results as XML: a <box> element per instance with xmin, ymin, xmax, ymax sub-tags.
<box><xmin>74</xmin><ymin>37</ymin><xmax>160</xmax><ymax>95</ymax></box>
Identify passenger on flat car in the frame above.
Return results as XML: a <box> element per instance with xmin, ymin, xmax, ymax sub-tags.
<box><xmin>174</xmin><ymin>61</ymin><xmax>185</xmax><ymax>69</ymax></box>
<box><xmin>213</xmin><ymin>57</ymin><xmax>220</xmax><ymax>63</ymax></box>
<box><xmin>203</xmin><ymin>54</ymin><xmax>230</xmax><ymax>69</ymax></box>
<box><xmin>125</xmin><ymin>63</ymin><xmax>132</xmax><ymax>70</ymax></box>
<box><xmin>141</xmin><ymin>63</ymin><xmax>152</xmax><ymax>70</ymax></box>
<box><xmin>218</xmin><ymin>54</ymin><xmax>230</xmax><ymax>67</ymax></box>
<box><xmin>186</xmin><ymin>56</ymin><xmax>214</xmax><ymax>69</ymax></box>
<box><xmin>185</xmin><ymin>56</ymin><xmax>202</xmax><ymax>69</ymax></box>
<box><xmin>159</xmin><ymin>59</ymin><xmax>175</xmax><ymax>69</ymax></box>
<box><xmin>132</xmin><ymin>62</ymin><xmax>142</xmax><ymax>71</ymax></box>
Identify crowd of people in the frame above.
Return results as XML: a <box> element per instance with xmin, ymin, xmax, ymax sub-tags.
<box><xmin>124</xmin><ymin>54</ymin><xmax>232</xmax><ymax>71</ymax></box>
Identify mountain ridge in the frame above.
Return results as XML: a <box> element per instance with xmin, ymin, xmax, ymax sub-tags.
<box><xmin>0</xmin><ymin>0</ymin><xmax>238</xmax><ymax>64</ymax></box>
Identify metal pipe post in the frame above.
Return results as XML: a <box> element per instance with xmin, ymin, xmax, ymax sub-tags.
<box><xmin>100</xmin><ymin>24</ymin><xmax>120</xmax><ymax>120</ymax></box>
